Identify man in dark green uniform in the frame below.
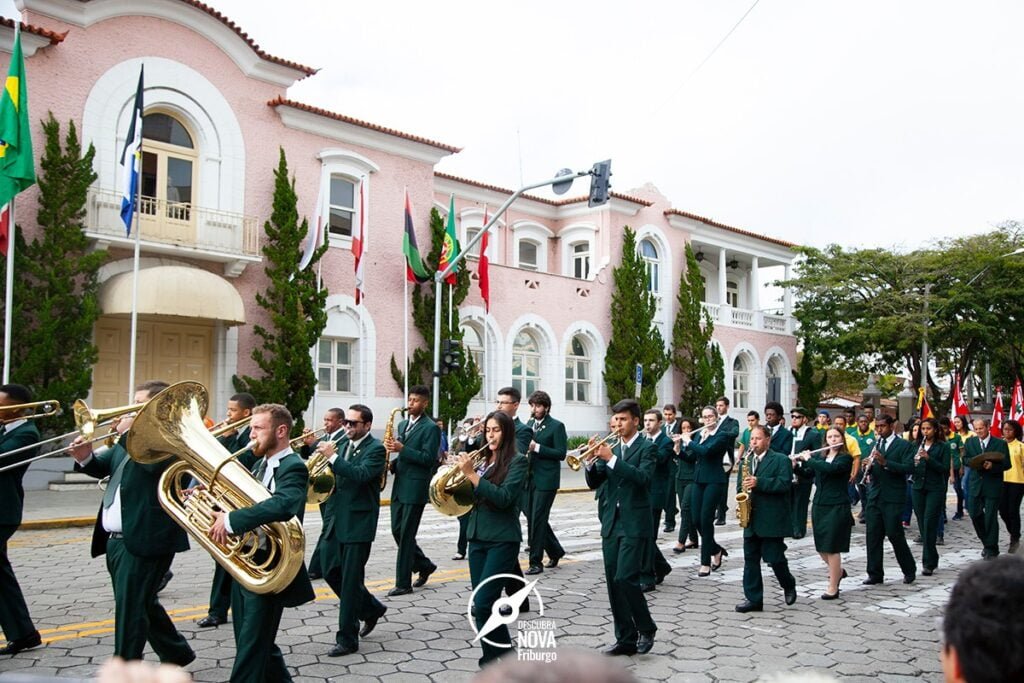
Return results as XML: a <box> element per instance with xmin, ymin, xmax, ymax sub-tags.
<box><xmin>323</xmin><ymin>404</ymin><xmax>388</xmax><ymax>656</ymax></box>
<box><xmin>495</xmin><ymin>386</ymin><xmax>532</xmax><ymax>454</ymax></box>
<box><xmin>69</xmin><ymin>381</ymin><xmax>195</xmax><ymax>665</ymax></box>
<box><xmin>964</xmin><ymin>418</ymin><xmax>1011</xmax><ymax>559</ymax></box>
<box><xmin>0</xmin><ymin>384</ymin><xmax>42</xmax><ymax>656</ymax></box>
<box><xmin>764</xmin><ymin>402</ymin><xmax>793</xmax><ymax>456</ymax></box>
<box><xmin>209</xmin><ymin>403</ymin><xmax>315</xmax><ymax>683</ymax></box>
<box><xmin>585</xmin><ymin>399</ymin><xmax>657</xmax><ymax>656</ymax></box>
<box><xmin>714</xmin><ymin>397</ymin><xmax>740</xmax><ymax>525</ymax></box>
<box><xmin>851</xmin><ymin>414</ymin><xmax>877</xmax><ymax>522</ymax></box>
<box><xmin>735</xmin><ymin>425</ymin><xmax>797</xmax><ymax>613</ymax></box>
<box><xmin>384</xmin><ymin>385</ymin><xmax>440</xmax><ymax>595</ymax></box>
<box><xmin>661</xmin><ymin>404</ymin><xmax>681</xmax><ymax>532</ymax></box>
<box><xmin>523</xmin><ymin>390</ymin><xmax>567</xmax><ymax>574</ymax></box>
<box><xmin>639</xmin><ymin>409</ymin><xmax>673</xmax><ymax>591</ymax></box>
<box><xmin>862</xmin><ymin>415</ymin><xmax>917</xmax><ymax>585</ymax></box>
<box><xmin>299</xmin><ymin>407</ymin><xmax>347</xmax><ymax>580</ymax></box>
<box><xmin>198</xmin><ymin>392</ymin><xmax>256</xmax><ymax>628</ymax></box>
<box><xmin>789</xmin><ymin>407</ymin><xmax>822</xmax><ymax>539</ymax></box>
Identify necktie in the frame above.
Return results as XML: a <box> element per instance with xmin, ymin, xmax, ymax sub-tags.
<box><xmin>254</xmin><ymin>458</ymin><xmax>268</xmax><ymax>484</ymax></box>
<box><xmin>102</xmin><ymin>457</ymin><xmax>129</xmax><ymax>509</ymax></box>
<box><xmin>345</xmin><ymin>442</ymin><xmax>355</xmax><ymax>461</ymax></box>
<box><xmin>879</xmin><ymin>438</ymin><xmax>886</xmax><ymax>455</ymax></box>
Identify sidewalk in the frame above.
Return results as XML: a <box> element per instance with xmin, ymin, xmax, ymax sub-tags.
<box><xmin>20</xmin><ymin>464</ymin><xmax>592</xmax><ymax>531</ymax></box>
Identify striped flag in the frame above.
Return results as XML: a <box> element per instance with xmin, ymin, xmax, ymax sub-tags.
<box><xmin>298</xmin><ymin>175</ymin><xmax>325</xmax><ymax>270</ymax></box>
<box><xmin>478</xmin><ymin>206</ymin><xmax>490</xmax><ymax>312</ymax></box>
<box><xmin>403</xmin><ymin>190</ymin><xmax>430</xmax><ymax>283</ymax></box>
<box><xmin>916</xmin><ymin>387</ymin><xmax>933</xmax><ymax>420</ymax></box>
<box><xmin>119</xmin><ymin>66</ymin><xmax>144</xmax><ymax>235</ymax></box>
<box><xmin>951</xmin><ymin>373</ymin><xmax>970</xmax><ymax>417</ymax></box>
<box><xmin>353</xmin><ymin>179</ymin><xmax>365</xmax><ymax>303</ymax></box>
<box><xmin>992</xmin><ymin>388</ymin><xmax>1005</xmax><ymax>437</ymax></box>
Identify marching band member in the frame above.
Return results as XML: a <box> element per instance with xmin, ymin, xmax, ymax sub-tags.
<box><xmin>862</xmin><ymin>415</ymin><xmax>917</xmax><ymax>585</ymax></box>
<box><xmin>639</xmin><ymin>409</ymin><xmax>673</xmax><ymax>591</ymax></box>
<box><xmin>672</xmin><ymin>416</ymin><xmax>700</xmax><ymax>554</ymax></box>
<box><xmin>789</xmin><ymin>407</ymin><xmax>821</xmax><ymax>539</ymax></box>
<box><xmin>524</xmin><ymin>390</ymin><xmax>567</xmax><ymax>575</ymax></box>
<box><xmin>735</xmin><ymin>425</ymin><xmax>798</xmax><ymax>613</ymax></box>
<box><xmin>911</xmin><ymin>417</ymin><xmax>951</xmax><ymax>575</ymax></box>
<box><xmin>660</xmin><ymin>404</ymin><xmax>681</xmax><ymax>533</ymax></box>
<box><xmin>713</xmin><ymin>397</ymin><xmax>740</xmax><ymax>526</ymax></box>
<box><xmin>300</xmin><ymin>407</ymin><xmax>347</xmax><ymax>580</ymax></box>
<box><xmin>585</xmin><ymin>399</ymin><xmax>657</xmax><ymax>656</ymax></box>
<box><xmin>677</xmin><ymin>406</ymin><xmax>732</xmax><ymax>577</ymax></box>
<box><xmin>964</xmin><ymin>418</ymin><xmax>1010</xmax><ymax>559</ymax></box>
<box><xmin>208</xmin><ymin>403</ymin><xmax>315</xmax><ymax>682</ymax></box>
<box><xmin>459</xmin><ymin>410</ymin><xmax>528</xmax><ymax>667</ymax></box>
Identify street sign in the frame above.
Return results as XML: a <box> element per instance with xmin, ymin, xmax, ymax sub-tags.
<box><xmin>634</xmin><ymin>364</ymin><xmax>643</xmax><ymax>399</ymax></box>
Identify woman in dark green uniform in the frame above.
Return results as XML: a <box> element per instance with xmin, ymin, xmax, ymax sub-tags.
<box><xmin>457</xmin><ymin>411</ymin><xmax>528</xmax><ymax>668</ymax></box>
<box><xmin>795</xmin><ymin>427</ymin><xmax>853</xmax><ymax>599</ymax></box>
<box><xmin>912</xmin><ymin>418</ymin><xmax>951</xmax><ymax>575</ymax></box>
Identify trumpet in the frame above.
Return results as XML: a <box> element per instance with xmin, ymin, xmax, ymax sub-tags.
<box><xmin>209</xmin><ymin>416</ymin><xmax>252</xmax><ymax>438</ymax></box>
<box><xmin>456</xmin><ymin>417</ymin><xmax>485</xmax><ymax>442</ymax></box>
<box><xmin>0</xmin><ymin>399</ymin><xmax>62</xmax><ymax>423</ymax></box>
<box><xmin>565</xmin><ymin>431</ymin><xmax>621</xmax><ymax>471</ymax></box>
<box><xmin>289</xmin><ymin>428</ymin><xmax>327</xmax><ymax>450</ymax></box>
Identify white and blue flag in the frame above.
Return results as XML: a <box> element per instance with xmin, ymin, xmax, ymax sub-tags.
<box><xmin>119</xmin><ymin>66</ymin><xmax>144</xmax><ymax>235</ymax></box>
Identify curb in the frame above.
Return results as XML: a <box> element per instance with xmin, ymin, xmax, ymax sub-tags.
<box><xmin>19</xmin><ymin>487</ymin><xmax>593</xmax><ymax>532</ymax></box>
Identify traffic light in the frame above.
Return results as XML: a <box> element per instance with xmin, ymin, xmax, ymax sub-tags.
<box><xmin>441</xmin><ymin>339</ymin><xmax>464</xmax><ymax>374</ymax></box>
<box><xmin>588</xmin><ymin>159</ymin><xmax>612</xmax><ymax>208</ymax></box>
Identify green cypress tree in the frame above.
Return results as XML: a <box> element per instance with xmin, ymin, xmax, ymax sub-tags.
<box><xmin>672</xmin><ymin>242</ymin><xmax>719</xmax><ymax>415</ymax></box>
<box><xmin>233</xmin><ymin>148</ymin><xmax>327</xmax><ymax>432</ymax></box>
<box><xmin>603</xmin><ymin>226</ymin><xmax>670</xmax><ymax>408</ymax></box>
<box><xmin>792</xmin><ymin>335</ymin><xmax>827</xmax><ymax>411</ymax></box>
<box><xmin>390</xmin><ymin>207</ymin><xmax>481</xmax><ymax>427</ymax></box>
<box><xmin>0</xmin><ymin>114</ymin><xmax>106</xmax><ymax>435</ymax></box>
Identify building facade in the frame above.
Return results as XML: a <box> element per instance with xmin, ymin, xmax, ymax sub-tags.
<box><xmin>6</xmin><ymin>0</ymin><xmax>798</xmax><ymax>461</ymax></box>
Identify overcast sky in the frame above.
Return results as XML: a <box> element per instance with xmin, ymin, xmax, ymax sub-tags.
<box><xmin>10</xmin><ymin>1</ymin><xmax>1024</xmax><ymax>250</ymax></box>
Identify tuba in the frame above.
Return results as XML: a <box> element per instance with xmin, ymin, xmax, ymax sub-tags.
<box><xmin>380</xmin><ymin>407</ymin><xmax>404</xmax><ymax>493</ymax></box>
<box><xmin>735</xmin><ymin>453</ymin><xmax>752</xmax><ymax>528</ymax></box>
<box><xmin>429</xmin><ymin>444</ymin><xmax>488</xmax><ymax>517</ymax></box>
<box><xmin>125</xmin><ymin>381</ymin><xmax>305</xmax><ymax>595</ymax></box>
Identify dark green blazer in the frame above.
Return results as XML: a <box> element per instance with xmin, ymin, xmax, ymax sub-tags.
<box><xmin>525</xmin><ymin>416</ymin><xmax>567</xmax><ymax>491</ymax></box>
<box><xmin>742</xmin><ymin>449</ymin><xmax>792</xmax><ymax>539</ymax></box>
<box><xmin>719</xmin><ymin>415</ymin><xmax>740</xmax><ymax>463</ymax></box>
<box><xmin>964</xmin><ymin>435</ymin><xmax>1010</xmax><ymax>499</ymax></box>
<box><xmin>648</xmin><ymin>431</ymin><xmax>675</xmax><ymax>501</ymax></box>
<box><xmin>513</xmin><ymin>418</ymin><xmax>533</xmax><ymax>457</ymax></box>
<box><xmin>792</xmin><ymin>427</ymin><xmax>822</xmax><ymax>483</ymax></box>
<box><xmin>866</xmin><ymin>436</ymin><xmax>915</xmax><ymax>504</ymax></box>
<box><xmin>0</xmin><ymin>421</ymin><xmax>40</xmax><ymax>526</ymax></box>
<box><xmin>392</xmin><ymin>417</ymin><xmax>441</xmax><ymax>505</ymax></box>
<box><xmin>218</xmin><ymin>426</ymin><xmax>256</xmax><ymax>471</ymax></box>
<box><xmin>229</xmin><ymin>452</ymin><xmax>315</xmax><ymax>607</ymax></box>
<box><xmin>804</xmin><ymin>453</ymin><xmax>853</xmax><ymax>505</ymax></box>
<box><xmin>328</xmin><ymin>436</ymin><xmax>385</xmax><ymax>544</ymax></box>
<box><xmin>679</xmin><ymin>430</ymin><xmax>732</xmax><ymax>484</ymax></box>
<box><xmin>584</xmin><ymin>435</ymin><xmax>655</xmax><ymax>539</ymax></box>
<box><xmin>466</xmin><ymin>453</ymin><xmax>528</xmax><ymax>543</ymax></box>
<box><xmin>768</xmin><ymin>424</ymin><xmax>793</xmax><ymax>455</ymax></box>
<box><xmin>910</xmin><ymin>440</ymin><xmax>950</xmax><ymax>492</ymax></box>
<box><xmin>77</xmin><ymin>440</ymin><xmax>190</xmax><ymax>559</ymax></box>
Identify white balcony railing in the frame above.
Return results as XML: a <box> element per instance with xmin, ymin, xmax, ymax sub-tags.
<box><xmin>730</xmin><ymin>308</ymin><xmax>754</xmax><ymax>327</ymax></box>
<box><xmin>763</xmin><ymin>314</ymin><xmax>788</xmax><ymax>332</ymax></box>
<box><xmin>701</xmin><ymin>302</ymin><xmax>793</xmax><ymax>335</ymax></box>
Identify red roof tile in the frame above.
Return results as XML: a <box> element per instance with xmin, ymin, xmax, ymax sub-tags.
<box><xmin>270</xmin><ymin>97</ymin><xmax>462</xmax><ymax>154</ymax></box>
<box><xmin>434</xmin><ymin>172</ymin><xmax>654</xmax><ymax>208</ymax></box>
<box><xmin>665</xmin><ymin>208</ymin><xmax>796</xmax><ymax>249</ymax></box>
<box><xmin>0</xmin><ymin>17</ymin><xmax>67</xmax><ymax>44</ymax></box>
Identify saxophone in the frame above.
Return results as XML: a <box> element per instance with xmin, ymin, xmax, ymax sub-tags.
<box><xmin>381</xmin><ymin>407</ymin><xmax>405</xmax><ymax>492</ymax></box>
<box><xmin>735</xmin><ymin>453</ymin><xmax>753</xmax><ymax>528</ymax></box>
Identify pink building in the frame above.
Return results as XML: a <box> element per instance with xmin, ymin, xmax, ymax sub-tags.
<box><xmin>6</xmin><ymin>0</ymin><xmax>798</xmax><ymax>468</ymax></box>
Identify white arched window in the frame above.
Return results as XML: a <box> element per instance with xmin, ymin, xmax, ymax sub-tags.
<box><xmin>140</xmin><ymin>112</ymin><xmax>197</xmax><ymax>235</ymax></box>
<box><xmin>512</xmin><ymin>221</ymin><xmax>552</xmax><ymax>272</ymax></box>
<box><xmin>565</xmin><ymin>335</ymin><xmax>591</xmax><ymax>404</ymax></box>
<box><xmin>726</xmin><ymin>281</ymin><xmax>739</xmax><ymax>307</ymax></box>
<box><xmin>462</xmin><ymin>324</ymin><xmax>485</xmax><ymax>400</ymax></box>
<box><xmin>766</xmin><ymin>356</ymin><xmax>783</xmax><ymax>405</ymax></box>
<box><xmin>733</xmin><ymin>354</ymin><xmax>750</xmax><ymax>409</ymax></box>
<box><xmin>570</xmin><ymin>242</ymin><xmax>591</xmax><ymax>280</ymax></box>
<box><xmin>640</xmin><ymin>239</ymin><xmax>660</xmax><ymax>294</ymax></box>
<box><xmin>512</xmin><ymin>330</ymin><xmax>541</xmax><ymax>397</ymax></box>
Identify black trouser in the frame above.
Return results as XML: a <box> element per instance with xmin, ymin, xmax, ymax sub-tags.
<box><xmin>324</xmin><ymin>541</ymin><xmax>386</xmax><ymax>650</ymax></box>
<box><xmin>970</xmin><ymin>492</ymin><xmax>1002</xmax><ymax>557</ymax></box>
<box><xmin>676</xmin><ymin>480</ymin><xmax>698</xmax><ymax>545</ymax></box>
<box><xmin>602</xmin><ymin>535</ymin><xmax>656</xmax><ymax>646</ymax></box>
<box><xmin>391</xmin><ymin>501</ymin><xmax>435</xmax><ymax>589</ymax></box>
<box><xmin>715</xmin><ymin>466</ymin><xmax>733</xmax><ymax>521</ymax></box>
<box><xmin>952</xmin><ymin>468</ymin><xmax>965</xmax><ymax>516</ymax></box>
<box><xmin>642</xmin><ymin>506</ymin><xmax>672</xmax><ymax>584</ymax></box>
<box><xmin>230</xmin><ymin>582</ymin><xmax>290</xmax><ymax>682</ymax></box>
<box><xmin>527</xmin><ymin>487</ymin><xmax>564</xmax><ymax>567</ymax></box>
<box><xmin>469</xmin><ymin>540</ymin><xmax>520</xmax><ymax>667</ymax></box>
<box><xmin>741</xmin><ymin>534</ymin><xmax>795</xmax><ymax>606</ymax></box>
<box><xmin>663</xmin><ymin>460</ymin><xmax>678</xmax><ymax>527</ymax></box>
<box><xmin>912</xmin><ymin>489</ymin><xmax>944</xmax><ymax>569</ymax></box>
<box><xmin>0</xmin><ymin>525</ymin><xmax>35</xmax><ymax>643</ymax></box>
<box><xmin>864</xmin><ymin>499</ymin><xmax>916</xmax><ymax>580</ymax></box>
<box><xmin>456</xmin><ymin>513</ymin><xmax>469</xmax><ymax>555</ymax></box>
<box><xmin>692</xmin><ymin>482</ymin><xmax>724</xmax><ymax>565</ymax></box>
<box><xmin>999</xmin><ymin>482</ymin><xmax>1024</xmax><ymax>542</ymax></box>
<box><xmin>207</xmin><ymin>563</ymin><xmax>233</xmax><ymax>620</ymax></box>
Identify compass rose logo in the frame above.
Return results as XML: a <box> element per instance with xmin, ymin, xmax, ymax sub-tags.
<box><xmin>466</xmin><ymin>573</ymin><xmax>545</xmax><ymax>648</ymax></box>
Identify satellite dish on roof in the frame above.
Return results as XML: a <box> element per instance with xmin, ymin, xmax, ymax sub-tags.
<box><xmin>552</xmin><ymin>168</ymin><xmax>575</xmax><ymax>195</ymax></box>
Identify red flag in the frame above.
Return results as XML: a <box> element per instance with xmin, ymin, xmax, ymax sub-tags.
<box><xmin>353</xmin><ymin>179</ymin><xmax>365</xmax><ymax>304</ymax></box>
<box><xmin>403</xmin><ymin>191</ymin><xmax>430</xmax><ymax>284</ymax></box>
<box><xmin>992</xmin><ymin>388</ymin><xmax>1005</xmax><ymax>437</ymax></box>
<box><xmin>916</xmin><ymin>387</ymin><xmax>934</xmax><ymax>420</ymax></box>
<box><xmin>951</xmin><ymin>373</ymin><xmax>970</xmax><ymax>417</ymax></box>
<box><xmin>478</xmin><ymin>206</ymin><xmax>490</xmax><ymax>312</ymax></box>
<box><xmin>0</xmin><ymin>203</ymin><xmax>9</xmax><ymax>257</ymax></box>
<box><xmin>1011</xmin><ymin>377</ymin><xmax>1024</xmax><ymax>427</ymax></box>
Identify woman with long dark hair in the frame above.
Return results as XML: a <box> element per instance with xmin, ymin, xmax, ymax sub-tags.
<box><xmin>911</xmin><ymin>417</ymin><xmax>951</xmax><ymax>575</ymax></box>
<box><xmin>953</xmin><ymin>415</ymin><xmax>974</xmax><ymax>517</ymax></box>
<box><xmin>901</xmin><ymin>419</ymin><xmax>923</xmax><ymax>527</ymax></box>
<box><xmin>678</xmin><ymin>406</ymin><xmax>732</xmax><ymax>577</ymax></box>
<box><xmin>999</xmin><ymin>420</ymin><xmax>1024</xmax><ymax>554</ymax></box>
<box><xmin>457</xmin><ymin>410</ymin><xmax>528</xmax><ymax>667</ymax></box>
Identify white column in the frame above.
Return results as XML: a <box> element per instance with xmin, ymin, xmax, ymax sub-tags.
<box><xmin>750</xmin><ymin>256</ymin><xmax>760</xmax><ymax>311</ymax></box>
<box><xmin>718</xmin><ymin>249</ymin><xmax>728</xmax><ymax>306</ymax></box>
<box><xmin>783</xmin><ymin>264</ymin><xmax>793</xmax><ymax>315</ymax></box>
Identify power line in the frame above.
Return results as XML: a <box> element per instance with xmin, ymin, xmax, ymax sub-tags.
<box><xmin>671</xmin><ymin>0</ymin><xmax>762</xmax><ymax>97</ymax></box>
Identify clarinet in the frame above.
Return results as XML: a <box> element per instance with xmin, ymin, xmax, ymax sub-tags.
<box><xmin>859</xmin><ymin>441</ymin><xmax>880</xmax><ymax>486</ymax></box>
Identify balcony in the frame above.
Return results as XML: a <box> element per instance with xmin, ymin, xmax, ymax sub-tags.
<box><xmin>701</xmin><ymin>302</ymin><xmax>794</xmax><ymax>335</ymax></box>
<box><xmin>85</xmin><ymin>188</ymin><xmax>261</xmax><ymax>277</ymax></box>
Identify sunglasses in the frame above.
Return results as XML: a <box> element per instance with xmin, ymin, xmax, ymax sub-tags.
<box><xmin>343</xmin><ymin>419</ymin><xmax>365</xmax><ymax>426</ymax></box>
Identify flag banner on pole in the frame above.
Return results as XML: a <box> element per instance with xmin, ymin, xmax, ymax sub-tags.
<box><xmin>951</xmin><ymin>373</ymin><xmax>970</xmax><ymax>417</ymax></box>
<box><xmin>992</xmin><ymin>387</ymin><xmax>1005</xmax><ymax>437</ymax></box>
<box><xmin>1011</xmin><ymin>377</ymin><xmax>1024</xmax><ymax>426</ymax></box>
<box><xmin>119</xmin><ymin>67</ymin><xmax>144</xmax><ymax>235</ymax></box>
<box><xmin>353</xmin><ymin>178</ymin><xmax>366</xmax><ymax>303</ymax></box>
<box><xmin>0</xmin><ymin>27</ymin><xmax>35</xmax><ymax>212</ymax></box>
<box><xmin>404</xmin><ymin>190</ymin><xmax>430</xmax><ymax>283</ymax></box>
<box><xmin>299</xmin><ymin>174</ymin><xmax>325</xmax><ymax>270</ymax></box>
<box><xmin>0</xmin><ymin>202</ymin><xmax>9</xmax><ymax>257</ymax></box>
<box><xmin>478</xmin><ymin>205</ymin><xmax>490</xmax><ymax>312</ymax></box>
<box><xmin>439</xmin><ymin>193</ymin><xmax>460</xmax><ymax>285</ymax></box>
<box><xmin>916</xmin><ymin>387</ymin><xmax>933</xmax><ymax>420</ymax></box>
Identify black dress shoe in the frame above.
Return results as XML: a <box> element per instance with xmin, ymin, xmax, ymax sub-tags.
<box><xmin>862</xmin><ymin>577</ymin><xmax>883</xmax><ymax>585</ymax></box>
<box><xmin>308</xmin><ymin>569</ymin><xmax>323</xmax><ymax>580</ymax></box>
<box><xmin>197</xmin><ymin>615</ymin><xmax>226</xmax><ymax>628</ymax></box>
<box><xmin>525</xmin><ymin>565</ymin><xmax>544</xmax><ymax>575</ymax></box>
<box><xmin>360</xmin><ymin>607</ymin><xmax>386</xmax><ymax>637</ymax></box>
<box><xmin>157</xmin><ymin>571</ymin><xmax>173</xmax><ymax>593</ymax></box>
<box><xmin>672</xmin><ymin>545</ymin><xmax>686</xmax><ymax>554</ymax></box>
<box><xmin>327</xmin><ymin>643</ymin><xmax>358</xmax><ymax>657</ymax></box>
<box><xmin>655</xmin><ymin>569</ymin><xmax>670</xmax><ymax>585</ymax></box>
<box><xmin>922</xmin><ymin>568</ymin><xmax>934</xmax><ymax>576</ymax></box>
<box><xmin>413</xmin><ymin>565</ymin><xmax>436</xmax><ymax>588</ymax></box>
<box><xmin>636</xmin><ymin>632</ymin><xmax>655</xmax><ymax>654</ymax></box>
<box><xmin>387</xmin><ymin>586</ymin><xmax>413</xmax><ymax>597</ymax></box>
<box><xmin>903</xmin><ymin>574</ymin><xmax>916</xmax><ymax>584</ymax></box>
<box><xmin>663</xmin><ymin>525</ymin><xmax>676</xmax><ymax>533</ymax></box>
<box><xmin>784</xmin><ymin>587</ymin><xmax>797</xmax><ymax>606</ymax></box>
<box><xmin>0</xmin><ymin>631</ymin><xmax>41</xmax><ymax>655</ymax></box>
<box><xmin>820</xmin><ymin>591</ymin><xmax>840</xmax><ymax>600</ymax></box>
<box><xmin>640</xmin><ymin>583</ymin><xmax>655</xmax><ymax>593</ymax></box>
<box><xmin>714</xmin><ymin>519</ymin><xmax>726</xmax><ymax>526</ymax></box>
<box><xmin>167</xmin><ymin>650</ymin><xmax>196</xmax><ymax>668</ymax></box>
<box><xmin>734</xmin><ymin>601</ymin><xmax>763</xmax><ymax>613</ymax></box>
<box><xmin>545</xmin><ymin>556</ymin><xmax>562</xmax><ymax>569</ymax></box>
<box><xmin>603</xmin><ymin>642</ymin><xmax>638</xmax><ymax>656</ymax></box>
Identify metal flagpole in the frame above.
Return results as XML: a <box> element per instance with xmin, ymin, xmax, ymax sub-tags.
<box><xmin>126</xmin><ymin>201</ymin><xmax>141</xmax><ymax>401</ymax></box>
<box><xmin>403</xmin><ymin>274</ymin><xmax>409</xmax><ymax>402</ymax></box>
<box><xmin>311</xmin><ymin>256</ymin><xmax>323</xmax><ymax>421</ymax></box>
<box><xmin>2</xmin><ymin>201</ymin><xmax>16</xmax><ymax>384</ymax></box>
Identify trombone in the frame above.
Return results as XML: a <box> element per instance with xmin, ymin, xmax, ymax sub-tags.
<box><xmin>0</xmin><ymin>400</ymin><xmax>62</xmax><ymax>423</ymax></box>
<box><xmin>289</xmin><ymin>428</ymin><xmax>327</xmax><ymax>450</ymax></box>
<box><xmin>565</xmin><ymin>430</ymin><xmax>621</xmax><ymax>471</ymax></box>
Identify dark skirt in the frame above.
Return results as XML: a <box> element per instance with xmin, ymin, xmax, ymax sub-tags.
<box><xmin>812</xmin><ymin>501</ymin><xmax>852</xmax><ymax>553</ymax></box>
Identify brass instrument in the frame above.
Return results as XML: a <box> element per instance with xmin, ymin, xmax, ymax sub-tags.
<box><xmin>289</xmin><ymin>428</ymin><xmax>327</xmax><ymax>450</ymax></box>
<box><xmin>127</xmin><ymin>381</ymin><xmax>304</xmax><ymax>595</ymax></box>
<box><xmin>210</xmin><ymin>416</ymin><xmax>253</xmax><ymax>439</ymax></box>
<box><xmin>429</xmin><ymin>444</ymin><xmax>489</xmax><ymax>517</ymax></box>
<box><xmin>456</xmin><ymin>417</ymin><xmax>485</xmax><ymax>442</ymax></box>
<box><xmin>287</xmin><ymin>428</ymin><xmax>333</xmax><ymax>504</ymax></box>
<box><xmin>381</xmin><ymin>407</ymin><xmax>404</xmax><ymax>493</ymax></box>
<box><xmin>0</xmin><ymin>399</ymin><xmax>62</xmax><ymax>423</ymax></box>
<box><xmin>565</xmin><ymin>431</ymin><xmax>620</xmax><ymax>471</ymax></box>
<box><xmin>735</xmin><ymin>454</ymin><xmax>752</xmax><ymax>528</ymax></box>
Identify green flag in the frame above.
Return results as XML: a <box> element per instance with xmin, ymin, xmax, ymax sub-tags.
<box><xmin>439</xmin><ymin>193</ymin><xmax>460</xmax><ymax>285</ymax></box>
<box><xmin>0</xmin><ymin>29</ymin><xmax>35</xmax><ymax>207</ymax></box>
